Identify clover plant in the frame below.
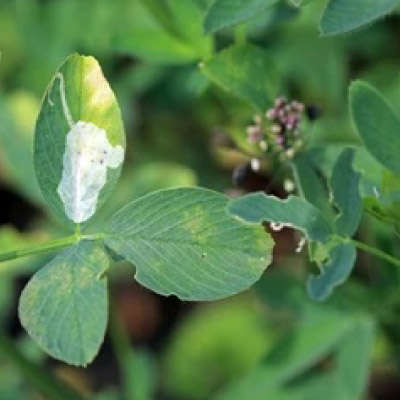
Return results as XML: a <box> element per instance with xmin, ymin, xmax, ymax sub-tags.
<box><xmin>0</xmin><ymin>54</ymin><xmax>273</xmax><ymax>366</ymax></box>
<box><xmin>1</xmin><ymin>2</ymin><xmax>400</xmax><ymax>399</ymax></box>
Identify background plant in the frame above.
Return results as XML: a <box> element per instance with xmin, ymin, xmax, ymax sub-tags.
<box><xmin>1</xmin><ymin>0</ymin><xmax>400</xmax><ymax>399</ymax></box>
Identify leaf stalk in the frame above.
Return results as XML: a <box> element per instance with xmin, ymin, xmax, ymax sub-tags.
<box><xmin>0</xmin><ymin>232</ymin><xmax>105</xmax><ymax>263</ymax></box>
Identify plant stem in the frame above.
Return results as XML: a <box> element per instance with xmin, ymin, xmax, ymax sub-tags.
<box><xmin>0</xmin><ymin>233</ymin><xmax>105</xmax><ymax>263</ymax></box>
<box><xmin>290</xmin><ymin>161</ymin><xmax>305</xmax><ymax>199</ymax></box>
<box><xmin>109</xmin><ymin>297</ymin><xmax>154</xmax><ymax>400</ymax></box>
<box><xmin>343</xmin><ymin>237</ymin><xmax>400</xmax><ymax>268</ymax></box>
<box><xmin>0</xmin><ymin>334</ymin><xmax>84</xmax><ymax>400</ymax></box>
<box><xmin>109</xmin><ymin>297</ymin><xmax>137</xmax><ymax>400</ymax></box>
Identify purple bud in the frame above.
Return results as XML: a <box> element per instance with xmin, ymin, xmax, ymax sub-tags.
<box><xmin>287</xmin><ymin>115</ymin><xmax>297</xmax><ymax>125</ymax></box>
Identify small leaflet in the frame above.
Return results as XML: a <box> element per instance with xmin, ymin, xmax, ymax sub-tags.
<box><xmin>57</xmin><ymin>121</ymin><xmax>124</xmax><ymax>223</ymax></box>
<box><xmin>48</xmin><ymin>70</ymin><xmax>124</xmax><ymax>224</ymax></box>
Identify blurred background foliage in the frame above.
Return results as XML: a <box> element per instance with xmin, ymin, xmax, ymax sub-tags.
<box><xmin>1</xmin><ymin>0</ymin><xmax>400</xmax><ymax>399</ymax></box>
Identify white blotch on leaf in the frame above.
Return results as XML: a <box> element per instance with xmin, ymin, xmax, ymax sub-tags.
<box><xmin>57</xmin><ymin>121</ymin><xmax>124</xmax><ymax>223</ymax></box>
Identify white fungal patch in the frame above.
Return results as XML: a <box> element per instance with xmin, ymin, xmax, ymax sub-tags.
<box><xmin>57</xmin><ymin>121</ymin><xmax>124</xmax><ymax>223</ymax></box>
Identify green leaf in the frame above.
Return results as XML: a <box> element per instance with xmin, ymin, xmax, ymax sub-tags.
<box><xmin>127</xmin><ymin>162</ymin><xmax>197</xmax><ymax>200</ymax></box>
<box><xmin>330</xmin><ymin>149</ymin><xmax>362</xmax><ymax>236</ymax></box>
<box><xmin>263</xmin><ymin>374</ymin><xmax>341</xmax><ymax>400</ymax></box>
<box><xmin>192</xmin><ymin>0</ymin><xmax>214</xmax><ymax>10</ymax></box>
<box><xmin>307</xmin><ymin>243</ymin><xmax>357</xmax><ymax>301</ymax></box>
<box><xmin>334</xmin><ymin>317</ymin><xmax>375</xmax><ymax>399</ymax></box>
<box><xmin>123</xmin><ymin>350</ymin><xmax>156</xmax><ymax>400</ymax></box>
<box><xmin>228</xmin><ymin>193</ymin><xmax>333</xmax><ymax>243</ymax></box>
<box><xmin>0</xmin><ymin>334</ymin><xmax>85</xmax><ymax>400</ymax></box>
<box><xmin>105</xmin><ymin>187</ymin><xmax>273</xmax><ymax>301</ymax></box>
<box><xmin>0</xmin><ymin>91</ymin><xmax>42</xmax><ymax>205</ymax></box>
<box><xmin>289</xmin><ymin>0</ymin><xmax>313</xmax><ymax>6</ymax></box>
<box><xmin>320</xmin><ymin>0</ymin><xmax>398</xmax><ymax>36</ymax></box>
<box><xmin>19</xmin><ymin>241</ymin><xmax>109</xmax><ymax>366</ymax></box>
<box><xmin>292</xmin><ymin>153</ymin><xmax>335</xmax><ymax>221</ymax></box>
<box><xmin>203</xmin><ymin>0</ymin><xmax>279</xmax><ymax>34</ymax></box>
<box><xmin>349</xmin><ymin>80</ymin><xmax>400</xmax><ymax>175</ymax></box>
<box><xmin>354</xmin><ymin>148</ymin><xmax>400</xmax><ymax>227</ymax></box>
<box><xmin>110</xmin><ymin>302</ymin><xmax>156</xmax><ymax>400</ymax></box>
<box><xmin>214</xmin><ymin>307</ymin><xmax>360</xmax><ymax>400</ymax></box>
<box><xmin>163</xmin><ymin>299</ymin><xmax>272</xmax><ymax>400</ymax></box>
<box><xmin>214</xmin><ymin>280</ymin><xmax>375</xmax><ymax>400</ymax></box>
<box><xmin>200</xmin><ymin>43</ymin><xmax>277</xmax><ymax>111</ymax></box>
<box><xmin>139</xmin><ymin>0</ymin><xmax>179</xmax><ymax>37</ymax></box>
<box><xmin>114</xmin><ymin>0</ymin><xmax>212</xmax><ymax>65</ymax></box>
<box><xmin>34</xmin><ymin>53</ymin><xmax>126</xmax><ymax>228</ymax></box>
<box><xmin>254</xmin><ymin>272</ymin><xmax>307</xmax><ymax>314</ymax></box>
<box><xmin>263</xmin><ymin>317</ymin><xmax>373</xmax><ymax>400</ymax></box>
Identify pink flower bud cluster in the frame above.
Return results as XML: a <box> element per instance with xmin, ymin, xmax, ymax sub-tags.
<box><xmin>246</xmin><ymin>96</ymin><xmax>305</xmax><ymax>160</ymax></box>
<box><xmin>266</xmin><ymin>97</ymin><xmax>304</xmax><ymax>139</ymax></box>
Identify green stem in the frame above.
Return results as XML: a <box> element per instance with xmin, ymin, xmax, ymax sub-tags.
<box><xmin>0</xmin><ymin>334</ymin><xmax>85</xmax><ymax>400</ymax></box>
<box><xmin>109</xmin><ymin>298</ymin><xmax>134</xmax><ymax>367</ymax></box>
<box><xmin>0</xmin><ymin>233</ymin><xmax>105</xmax><ymax>263</ymax></box>
<box><xmin>109</xmin><ymin>298</ymin><xmax>136</xmax><ymax>400</ymax></box>
<box><xmin>109</xmin><ymin>297</ymin><xmax>154</xmax><ymax>400</ymax></box>
<box><xmin>290</xmin><ymin>161</ymin><xmax>305</xmax><ymax>199</ymax></box>
<box><xmin>340</xmin><ymin>237</ymin><xmax>400</xmax><ymax>268</ymax></box>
